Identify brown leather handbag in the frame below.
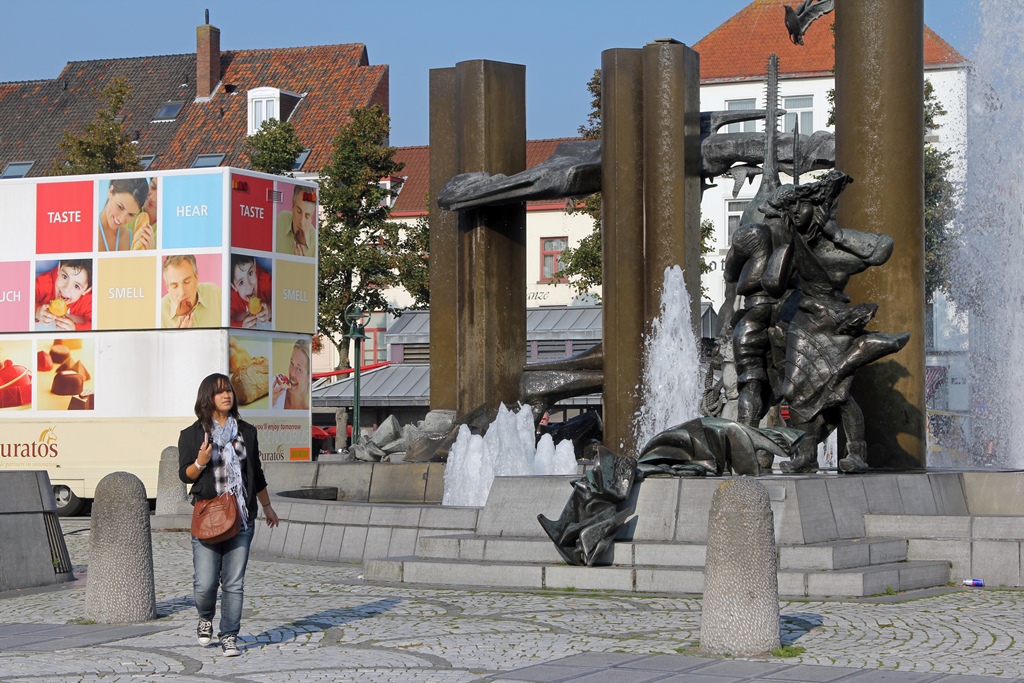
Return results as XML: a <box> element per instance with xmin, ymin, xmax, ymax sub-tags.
<box><xmin>191</xmin><ymin>492</ymin><xmax>241</xmax><ymax>543</ymax></box>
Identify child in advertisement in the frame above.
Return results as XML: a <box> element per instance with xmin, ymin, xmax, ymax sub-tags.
<box><xmin>98</xmin><ymin>178</ymin><xmax>150</xmax><ymax>252</ymax></box>
<box><xmin>229</xmin><ymin>254</ymin><xmax>272</xmax><ymax>329</ymax></box>
<box><xmin>35</xmin><ymin>260</ymin><xmax>93</xmax><ymax>331</ymax></box>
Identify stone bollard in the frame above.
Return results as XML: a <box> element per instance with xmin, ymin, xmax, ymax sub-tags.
<box><xmin>85</xmin><ymin>472</ymin><xmax>156</xmax><ymax>623</ymax></box>
<box><xmin>700</xmin><ymin>478</ymin><xmax>779</xmax><ymax>656</ymax></box>
<box><xmin>155</xmin><ymin>446</ymin><xmax>190</xmax><ymax>516</ymax></box>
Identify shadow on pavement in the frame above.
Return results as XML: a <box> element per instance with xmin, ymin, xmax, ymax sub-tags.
<box><xmin>251</xmin><ymin>597</ymin><xmax>401</xmax><ymax>644</ymax></box>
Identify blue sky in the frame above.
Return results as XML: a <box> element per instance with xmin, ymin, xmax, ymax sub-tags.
<box><xmin>1</xmin><ymin>1</ymin><xmax>977</xmax><ymax>147</ymax></box>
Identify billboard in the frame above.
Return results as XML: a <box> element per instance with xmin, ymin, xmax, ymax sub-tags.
<box><xmin>0</xmin><ymin>169</ymin><xmax>318</xmax><ymax>502</ymax></box>
<box><xmin>0</xmin><ymin>169</ymin><xmax>318</xmax><ymax>335</ymax></box>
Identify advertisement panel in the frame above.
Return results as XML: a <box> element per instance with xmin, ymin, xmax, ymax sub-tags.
<box><xmin>0</xmin><ymin>168</ymin><xmax>317</xmax><ymax>335</ymax></box>
<box><xmin>228</xmin><ymin>330</ymin><xmax>312</xmax><ymax>461</ymax></box>
<box><xmin>0</xmin><ymin>168</ymin><xmax>319</xmax><ymax>508</ymax></box>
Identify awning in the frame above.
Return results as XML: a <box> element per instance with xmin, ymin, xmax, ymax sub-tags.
<box><xmin>311</xmin><ymin>425</ymin><xmax>330</xmax><ymax>439</ymax></box>
<box><xmin>925</xmin><ymin>365</ymin><xmax>948</xmax><ymax>401</ymax></box>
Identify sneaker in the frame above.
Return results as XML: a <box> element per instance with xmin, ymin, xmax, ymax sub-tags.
<box><xmin>221</xmin><ymin>634</ymin><xmax>241</xmax><ymax>657</ymax></box>
<box><xmin>196</xmin><ymin>619</ymin><xmax>213</xmax><ymax>646</ymax></box>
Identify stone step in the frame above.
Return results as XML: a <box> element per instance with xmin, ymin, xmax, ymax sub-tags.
<box><xmin>783</xmin><ymin>560</ymin><xmax>951</xmax><ymax>598</ymax></box>
<box><xmin>415</xmin><ymin>534</ymin><xmax>707</xmax><ymax>567</ymax></box>
<box><xmin>418</xmin><ymin>534</ymin><xmax>907</xmax><ymax>571</ymax></box>
<box><xmin>865</xmin><ymin>514</ymin><xmax>1024</xmax><ymax>541</ymax></box>
<box><xmin>365</xmin><ymin>556</ymin><xmax>950</xmax><ymax>598</ymax></box>
<box><xmin>777</xmin><ymin>538</ymin><xmax>907</xmax><ymax>570</ymax></box>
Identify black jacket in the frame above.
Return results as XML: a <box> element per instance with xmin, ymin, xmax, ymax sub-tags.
<box><xmin>178</xmin><ymin>419</ymin><xmax>268</xmax><ymax>522</ymax></box>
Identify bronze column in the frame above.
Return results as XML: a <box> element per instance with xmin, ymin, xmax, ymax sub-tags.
<box><xmin>642</xmin><ymin>39</ymin><xmax>702</xmax><ymax>339</ymax></box>
<box><xmin>601</xmin><ymin>48</ymin><xmax>645</xmax><ymax>455</ymax></box>
<box><xmin>454</xmin><ymin>60</ymin><xmax>527</xmax><ymax>415</ymax></box>
<box><xmin>428</xmin><ymin>67</ymin><xmax>458</xmax><ymax>411</ymax></box>
<box><xmin>835</xmin><ymin>0</ymin><xmax>926</xmax><ymax>468</ymax></box>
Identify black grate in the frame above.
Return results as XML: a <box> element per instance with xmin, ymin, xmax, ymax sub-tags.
<box><xmin>43</xmin><ymin>512</ymin><xmax>73</xmax><ymax>575</ymax></box>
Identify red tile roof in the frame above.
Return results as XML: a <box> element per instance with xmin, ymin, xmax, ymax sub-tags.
<box><xmin>693</xmin><ymin>0</ymin><xmax>964</xmax><ymax>82</ymax></box>
<box><xmin>391</xmin><ymin>138</ymin><xmax>581</xmax><ymax>216</ymax></box>
<box><xmin>0</xmin><ymin>40</ymin><xmax>387</xmax><ymax>175</ymax></box>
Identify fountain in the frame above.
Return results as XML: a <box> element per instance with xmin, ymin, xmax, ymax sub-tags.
<box><xmin>442</xmin><ymin>403</ymin><xmax>576</xmax><ymax>507</ymax></box>
<box><xmin>634</xmin><ymin>265</ymin><xmax>703</xmax><ymax>449</ymax></box>
<box><xmin>952</xmin><ymin>3</ymin><xmax>1024</xmax><ymax>468</ymax></box>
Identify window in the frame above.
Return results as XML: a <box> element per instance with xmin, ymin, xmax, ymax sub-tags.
<box><xmin>153</xmin><ymin>101</ymin><xmax>184</xmax><ymax>121</ymax></box>
<box><xmin>727</xmin><ymin>98</ymin><xmax>757</xmax><ymax>133</ymax></box>
<box><xmin>784</xmin><ymin>95</ymin><xmax>813</xmax><ymax>135</ymax></box>
<box><xmin>1</xmin><ymin>161</ymin><xmax>34</xmax><ymax>178</ymax></box>
<box><xmin>250</xmin><ymin>96</ymin><xmax>277</xmax><ymax>133</ymax></box>
<box><xmin>726</xmin><ymin>200</ymin><xmax>750</xmax><ymax>246</ymax></box>
<box><xmin>701</xmin><ymin>305</ymin><xmax>719</xmax><ymax>339</ymax></box>
<box><xmin>191</xmin><ymin>153</ymin><xmax>225</xmax><ymax>168</ymax></box>
<box><xmin>246</xmin><ymin>86</ymin><xmax>302</xmax><ymax>135</ymax></box>
<box><xmin>540</xmin><ymin>237</ymin><xmax>568</xmax><ymax>282</ymax></box>
<box><xmin>138</xmin><ymin>155</ymin><xmax>156</xmax><ymax>171</ymax></box>
<box><xmin>293</xmin><ymin>148</ymin><xmax>312</xmax><ymax>171</ymax></box>
<box><xmin>378</xmin><ymin>175</ymin><xmax>405</xmax><ymax>208</ymax></box>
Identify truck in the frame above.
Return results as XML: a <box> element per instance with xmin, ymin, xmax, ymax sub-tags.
<box><xmin>0</xmin><ymin>168</ymin><xmax>318</xmax><ymax>515</ymax></box>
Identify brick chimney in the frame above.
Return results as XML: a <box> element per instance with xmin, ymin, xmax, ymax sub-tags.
<box><xmin>196</xmin><ymin>22</ymin><xmax>221</xmax><ymax>99</ymax></box>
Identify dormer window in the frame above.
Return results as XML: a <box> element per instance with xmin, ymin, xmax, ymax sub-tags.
<box><xmin>293</xmin><ymin>148</ymin><xmax>311</xmax><ymax>172</ymax></box>
<box><xmin>1</xmin><ymin>161</ymin><xmax>34</xmax><ymax>178</ymax></box>
<box><xmin>153</xmin><ymin>101</ymin><xmax>184</xmax><ymax>122</ymax></box>
<box><xmin>247</xmin><ymin>87</ymin><xmax>304</xmax><ymax>135</ymax></box>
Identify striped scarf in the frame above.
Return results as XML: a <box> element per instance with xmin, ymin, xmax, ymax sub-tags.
<box><xmin>210</xmin><ymin>417</ymin><xmax>248</xmax><ymax>529</ymax></box>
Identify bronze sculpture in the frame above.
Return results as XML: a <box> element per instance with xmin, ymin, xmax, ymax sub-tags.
<box><xmin>721</xmin><ymin>171</ymin><xmax>909</xmax><ymax>473</ymax></box>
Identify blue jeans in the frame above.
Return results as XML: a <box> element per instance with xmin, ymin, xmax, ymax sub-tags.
<box><xmin>191</xmin><ymin>525</ymin><xmax>254</xmax><ymax>637</ymax></box>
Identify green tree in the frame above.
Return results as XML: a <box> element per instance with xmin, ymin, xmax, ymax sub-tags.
<box><xmin>558</xmin><ymin>69</ymin><xmax>715</xmax><ymax>300</ymax></box>
<box><xmin>558</xmin><ymin>70</ymin><xmax>603</xmax><ymax>297</ymax></box>
<box><xmin>828</xmin><ymin>79</ymin><xmax>958</xmax><ymax>302</ymax></box>
<box><xmin>317</xmin><ymin>104</ymin><xmax>406</xmax><ymax>368</ymax></box>
<box><xmin>243</xmin><ymin>119</ymin><xmax>305</xmax><ymax>176</ymax></box>
<box><xmin>51</xmin><ymin>77</ymin><xmax>141</xmax><ymax>175</ymax></box>
<box><xmin>922</xmin><ymin>80</ymin><xmax>957</xmax><ymax>302</ymax></box>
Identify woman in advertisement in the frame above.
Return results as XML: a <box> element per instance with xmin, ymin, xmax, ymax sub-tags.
<box><xmin>272</xmin><ymin>339</ymin><xmax>310</xmax><ymax>410</ymax></box>
<box><xmin>178</xmin><ymin>373</ymin><xmax>279</xmax><ymax>657</ymax></box>
<box><xmin>98</xmin><ymin>178</ymin><xmax>149</xmax><ymax>252</ymax></box>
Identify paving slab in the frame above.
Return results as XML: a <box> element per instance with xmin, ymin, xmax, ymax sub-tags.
<box><xmin>2</xmin><ymin>518</ymin><xmax>1024</xmax><ymax>683</ymax></box>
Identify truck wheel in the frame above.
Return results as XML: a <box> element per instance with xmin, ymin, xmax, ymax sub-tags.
<box><xmin>53</xmin><ymin>485</ymin><xmax>86</xmax><ymax>517</ymax></box>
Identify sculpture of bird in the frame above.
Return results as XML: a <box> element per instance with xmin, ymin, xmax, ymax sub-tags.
<box><xmin>784</xmin><ymin>0</ymin><xmax>835</xmax><ymax>46</ymax></box>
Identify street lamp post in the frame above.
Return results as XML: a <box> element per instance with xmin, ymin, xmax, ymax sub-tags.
<box><xmin>343</xmin><ymin>303</ymin><xmax>368</xmax><ymax>446</ymax></box>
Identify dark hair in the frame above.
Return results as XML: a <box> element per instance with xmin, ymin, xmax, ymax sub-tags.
<box><xmin>230</xmin><ymin>253</ymin><xmax>256</xmax><ymax>274</ymax></box>
<box><xmin>194</xmin><ymin>373</ymin><xmax>240</xmax><ymax>433</ymax></box>
<box><xmin>109</xmin><ymin>178</ymin><xmax>150</xmax><ymax>211</ymax></box>
<box><xmin>57</xmin><ymin>259</ymin><xmax>93</xmax><ymax>288</ymax></box>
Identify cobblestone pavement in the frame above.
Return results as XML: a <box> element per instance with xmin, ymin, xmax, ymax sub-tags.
<box><xmin>1</xmin><ymin>520</ymin><xmax>1023</xmax><ymax>682</ymax></box>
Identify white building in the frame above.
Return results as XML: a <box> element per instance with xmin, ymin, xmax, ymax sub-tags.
<box><xmin>692</xmin><ymin>0</ymin><xmax>967</xmax><ymax>312</ymax></box>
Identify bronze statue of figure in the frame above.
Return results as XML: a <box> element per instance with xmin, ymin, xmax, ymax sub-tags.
<box><xmin>723</xmin><ymin>170</ymin><xmax>909</xmax><ymax>473</ymax></box>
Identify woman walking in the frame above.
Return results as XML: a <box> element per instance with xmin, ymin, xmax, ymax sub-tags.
<box><xmin>179</xmin><ymin>373</ymin><xmax>279</xmax><ymax>656</ymax></box>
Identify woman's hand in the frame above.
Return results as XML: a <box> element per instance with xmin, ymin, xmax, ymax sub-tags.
<box><xmin>197</xmin><ymin>432</ymin><xmax>212</xmax><ymax>467</ymax></box>
<box><xmin>263</xmin><ymin>504</ymin><xmax>279</xmax><ymax>528</ymax></box>
<box><xmin>272</xmin><ymin>374</ymin><xmax>289</xmax><ymax>405</ymax></box>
